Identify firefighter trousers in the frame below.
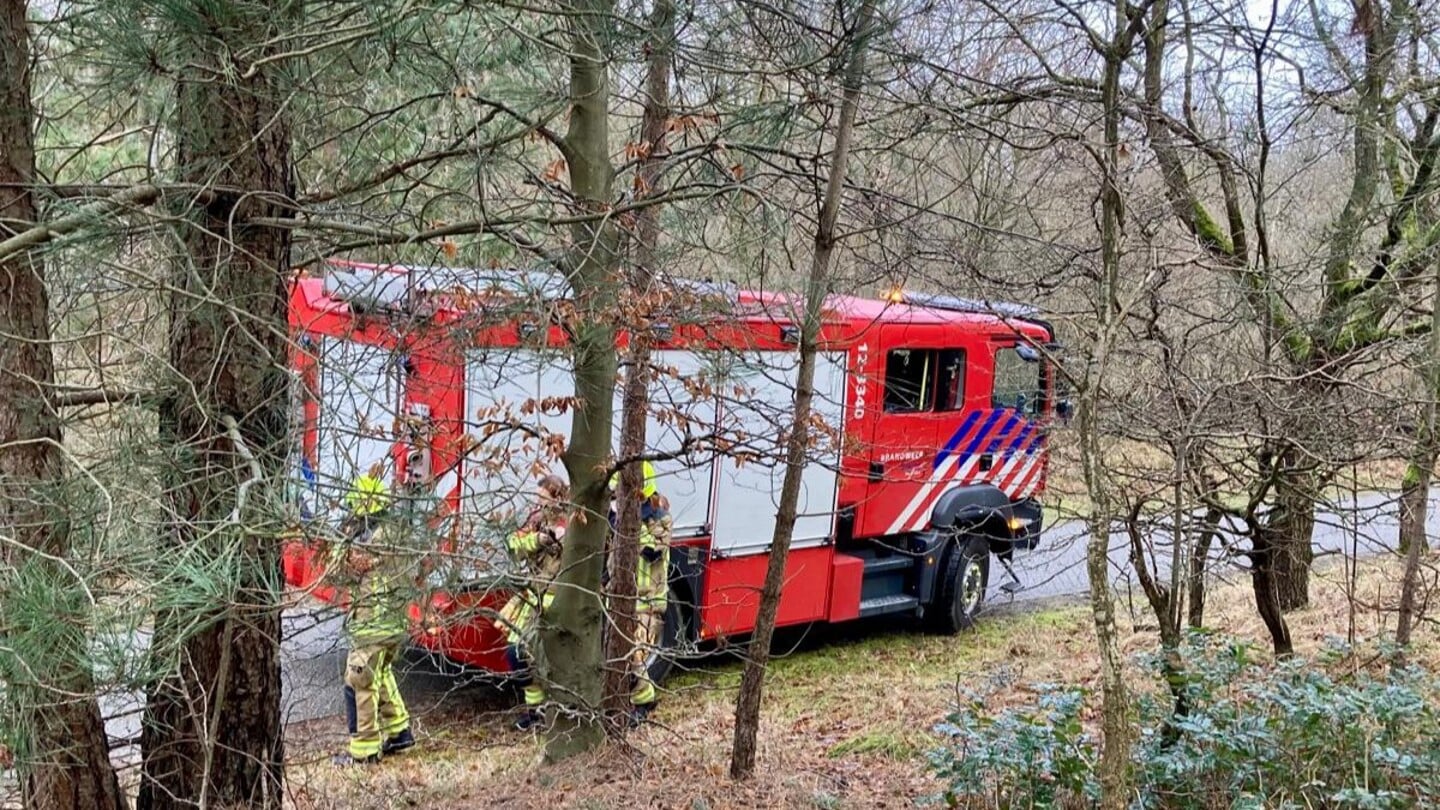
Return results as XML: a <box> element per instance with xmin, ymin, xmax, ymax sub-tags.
<box><xmin>629</xmin><ymin>610</ymin><xmax>662</xmax><ymax>706</ymax></box>
<box><xmin>506</xmin><ymin>642</ymin><xmax>545</xmax><ymax>707</ymax></box>
<box><xmin>345</xmin><ymin>640</ymin><xmax>411</xmax><ymax>758</ymax></box>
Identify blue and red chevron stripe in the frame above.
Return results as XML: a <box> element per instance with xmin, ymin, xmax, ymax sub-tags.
<box><xmin>883</xmin><ymin>408</ymin><xmax>1046</xmax><ymax>535</ymax></box>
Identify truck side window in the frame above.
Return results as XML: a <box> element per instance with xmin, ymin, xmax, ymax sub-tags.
<box><xmin>936</xmin><ymin>349</ymin><xmax>966</xmax><ymax>411</ymax></box>
<box><xmin>992</xmin><ymin>345</ymin><xmax>1043</xmax><ymax>415</ymax></box>
<box><xmin>884</xmin><ymin>349</ymin><xmax>935</xmax><ymax>412</ymax></box>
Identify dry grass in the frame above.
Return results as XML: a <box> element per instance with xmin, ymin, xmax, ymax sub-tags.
<box><xmin>1162</xmin><ymin>551</ymin><xmax>1440</xmax><ymax>664</ymax></box>
<box><xmin>283</xmin><ymin>553</ymin><xmax>1440</xmax><ymax>809</ymax></box>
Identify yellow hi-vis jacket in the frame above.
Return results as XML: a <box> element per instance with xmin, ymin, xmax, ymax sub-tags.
<box><xmin>497</xmin><ymin>516</ymin><xmax>565</xmax><ymax>644</ymax></box>
<box><xmin>636</xmin><ymin>520</ymin><xmax>669</xmax><ymax>613</ymax></box>
<box><xmin>333</xmin><ymin>526</ymin><xmax>411</xmax><ymax>644</ymax></box>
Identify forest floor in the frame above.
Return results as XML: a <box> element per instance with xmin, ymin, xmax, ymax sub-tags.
<box><xmin>283</xmin><ymin>553</ymin><xmax>1439</xmax><ymax>809</ymax></box>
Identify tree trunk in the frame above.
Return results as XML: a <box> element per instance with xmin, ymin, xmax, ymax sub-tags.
<box><xmin>730</xmin><ymin>0</ymin><xmax>876</xmax><ymax>780</ymax></box>
<box><xmin>1186</xmin><ymin>509</ymin><xmax>1220</xmax><ymax>629</ymax></box>
<box><xmin>603</xmin><ymin>365</ymin><xmax>647</xmax><ymax>723</ymax></box>
<box><xmin>1398</xmin><ymin>460</ymin><xmax>1432</xmax><ymax>556</ymax></box>
<box><xmin>1079</xmin><ymin>4</ymin><xmax>1137</xmax><ymax>801</ymax></box>
<box><xmin>1396</xmin><ymin>458</ymin><xmax>1433</xmax><ymax>658</ymax></box>
<box><xmin>1395</xmin><ymin>259</ymin><xmax>1440</xmax><ymax>659</ymax></box>
<box><xmin>137</xmin><ymin>4</ymin><xmax>293</xmax><ymax>806</ymax></box>
<box><xmin>541</xmin><ymin>0</ymin><xmax>621</xmax><ymax>762</ymax></box>
<box><xmin>1247</xmin><ymin>530</ymin><xmax>1295</xmax><ymax>657</ymax></box>
<box><xmin>601</xmin><ymin>0</ymin><xmax>674</xmax><ymax>725</ymax></box>
<box><xmin>0</xmin><ymin>2</ymin><xmax>126</xmax><ymax>807</ymax></box>
<box><xmin>1267</xmin><ymin>462</ymin><xmax>1315</xmax><ymax>612</ymax></box>
<box><xmin>1123</xmin><ymin>507</ymin><xmax>1188</xmax><ymax>744</ymax></box>
<box><xmin>1249</xmin><ymin>448</ymin><xmax>1307</xmax><ymax>652</ymax></box>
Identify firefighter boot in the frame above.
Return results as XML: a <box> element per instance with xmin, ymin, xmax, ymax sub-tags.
<box><xmin>514</xmin><ymin>707</ymin><xmax>544</xmax><ymax>731</ymax></box>
<box><xmin>382</xmin><ymin>727</ymin><xmax>415</xmax><ymax>755</ymax></box>
<box><xmin>627</xmin><ymin>700</ymin><xmax>657</xmax><ymax>729</ymax></box>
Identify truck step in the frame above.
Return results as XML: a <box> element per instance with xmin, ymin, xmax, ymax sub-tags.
<box><xmin>858</xmin><ymin>594</ymin><xmax>920</xmax><ymax>618</ymax></box>
<box><xmin>861</xmin><ymin>555</ymin><xmax>913</xmax><ymax>575</ymax></box>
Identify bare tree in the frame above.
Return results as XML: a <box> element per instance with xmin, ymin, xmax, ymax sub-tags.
<box><xmin>1072</xmin><ymin>0</ymin><xmax>1157</xmax><ymax>799</ymax></box>
<box><xmin>604</xmin><ymin>0</ymin><xmax>677</xmax><ymax>724</ymax></box>
<box><xmin>1136</xmin><ymin>0</ymin><xmax>1440</xmax><ymax>615</ymax></box>
<box><xmin>730</xmin><ymin>0</ymin><xmax>878</xmax><ymax>780</ymax></box>
<box><xmin>1395</xmin><ymin>259</ymin><xmax>1440</xmax><ymax>659</ymax></box>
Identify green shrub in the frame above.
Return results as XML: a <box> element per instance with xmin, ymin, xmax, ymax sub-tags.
<box><xmin>927</xmin><ymin>637</ymin><xmax>1440</xmax><ymax>809</ymax></box>
<box><xmin>927</xmin><ymin>684</ymin><xmax>1099</xmax><ymax>808</ymax></box>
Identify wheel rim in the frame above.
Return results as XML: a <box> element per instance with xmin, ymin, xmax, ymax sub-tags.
<box><xmin>960</xmin><ymin>560</ymin><xmax>984</xmax><ymax>616</ymax></box>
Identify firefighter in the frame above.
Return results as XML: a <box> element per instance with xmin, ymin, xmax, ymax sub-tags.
<box><xmin>609</xmin><ymin>461</ymin><xmax>671</xmax><ymax>724</ymax></box>
<box><xmin>495</xmin><ymin>474</ymin><xmax>569</xmax><ymax>731</ymax></box>
<box><xmin>332</xmin><ymin>475</ymin><xmax>416</xmax><ymax>765</ymax></box>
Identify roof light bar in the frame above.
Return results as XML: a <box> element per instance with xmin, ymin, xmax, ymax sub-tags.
<box><xmin>900</xmin><ymin>291</ymin><xmax>1039</xmax><ymax>320</ymax></box>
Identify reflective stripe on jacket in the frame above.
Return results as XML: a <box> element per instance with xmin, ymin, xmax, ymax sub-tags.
<box><xmin>636</xmin><ymin>521</ymin><xmax>669</xmax><ymax>613</ymax></box>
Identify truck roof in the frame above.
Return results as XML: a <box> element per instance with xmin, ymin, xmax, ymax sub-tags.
<box><xmin>294</xmin><ymin>260</ymin><xmax>1052</xmax><ymax>343</ymax></box>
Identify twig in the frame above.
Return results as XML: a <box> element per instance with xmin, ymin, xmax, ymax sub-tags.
<box><xmin>221</xmin><ymin>415</ymin><xmax>264</xmax><ymax>525</ymax></box>
<box><xmin>51</xmin><ymin>388</ymin><xmax>157</xmax><ymax>409</ymax></box>
<box><xmin>0</xmin><ymin>184</ymin><xmax>162</xmax><ymax>262</ymax></box>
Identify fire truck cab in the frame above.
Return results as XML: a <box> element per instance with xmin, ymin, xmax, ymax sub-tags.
<box><xmin>284</xmin><ymin>261</ymin><xmax>1059</xmax><ymax>677</ymax></box>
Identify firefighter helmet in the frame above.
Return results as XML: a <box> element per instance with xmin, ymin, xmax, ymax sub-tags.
<box><xmin>345</xmin><ymin>472</ymin><xmax>390</xmax><ymax>516</ymax></box>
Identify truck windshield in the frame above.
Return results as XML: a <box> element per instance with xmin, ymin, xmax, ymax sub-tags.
<box><xmin>992</xmin><ymin>345</ymin><xmax>1045</xmax><ymax>416</ymax></box>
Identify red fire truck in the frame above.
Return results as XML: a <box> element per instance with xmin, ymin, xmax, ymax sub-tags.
<box><xmin>283</xmin><ymin>260</ymin><xmax>1060</xmax><ymax>678</ymax></box>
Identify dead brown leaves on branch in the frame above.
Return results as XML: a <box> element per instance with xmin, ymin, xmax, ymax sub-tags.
<box><xmin>541</xmin><ymin>159</ymin><xmax>567</xmax><ymax>185</ymax></box>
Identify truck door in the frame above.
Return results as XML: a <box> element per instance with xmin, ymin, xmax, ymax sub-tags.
<box><xmin>983</xmin><ymin>340</ymin><xmax>1048</xmax><ymax>501</ymax></box>
<box><xmin>862</xmin><ymin>325</ymin><xmax>971</xmax><ymax>537</ymax></box>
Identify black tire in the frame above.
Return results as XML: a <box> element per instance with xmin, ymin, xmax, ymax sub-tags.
<box><xmin>928</xmin><ymin>535</ymin><xmax>989</xmax><ymax>634</ymax></box>
<box><xmin>644</xmin><ymin>587</ymin><xmax>689</xmax><ymax>686</ymax></box>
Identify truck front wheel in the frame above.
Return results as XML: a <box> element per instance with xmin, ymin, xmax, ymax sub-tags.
<box><xmin>928</xmin><ymin>536</ymin><xmax>989</xmax><ymax>634</ymax></box>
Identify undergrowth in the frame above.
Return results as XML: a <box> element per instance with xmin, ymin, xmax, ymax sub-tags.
<box><xmin>928</xmin><ymin>634</ymin><xmax>1440</xmax><ymax>809</ymax></box>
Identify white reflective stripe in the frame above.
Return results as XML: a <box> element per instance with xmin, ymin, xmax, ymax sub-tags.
<box><xmin>991</xmin><ymin>452</ymin><xmax>1029</xmax><ymax>494</ymax></box>
<box><xmin>994</xmin><ymin>450</ymin><xmax>1026</xmax><ymax>482</ymax></box>
<box><xmin>437</xmin><ymin>468</ymin><xmax>460</xmax><ymax>506</ymax></box>
<box><xmin>1015</xmin><ymin>460</ymin><xmax>1044</xmax><ymax>499</ymax></box>
<box><xmin>885</xmin><ymin>453</ymin><xmax>962</xmax><ymax>536</ymax></box>
<box><xmin>904</xmin><ymin>453</ymin><xmax>982</xmax><ymax>533</ymax></box>
<box><xmin>1000</xmin><ymin>455</ymin><xmax>1036</xmax><ymax>498</ymax></box>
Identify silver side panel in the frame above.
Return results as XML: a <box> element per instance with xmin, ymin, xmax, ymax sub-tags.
<box><xmin>709</xmin><ymin>350</ymin><xmax>846</xmax><ymax>555</ymax></box>
<box><xmin>460</xmin><ymin>348</ymin><xmax>574</xmax><ymax>568</ymax></box>
<box><xmin>314</xmin><ymin>337</ymin><xmax>401</xmax><ymax>523</ymax></box>
<box><xmin>646</xmin><ymin>350</ymin><xmax>718</xmax><ymax>535</ymax></box>
<box><xmin>459</xmin><ymin>347</ymin><xmax>845</xmax><ymax>558</ymax></box>
<box><xmin>460</xmin><ymin>349</ymin><xmax>718</xmax><ymax>540</ymax></box>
